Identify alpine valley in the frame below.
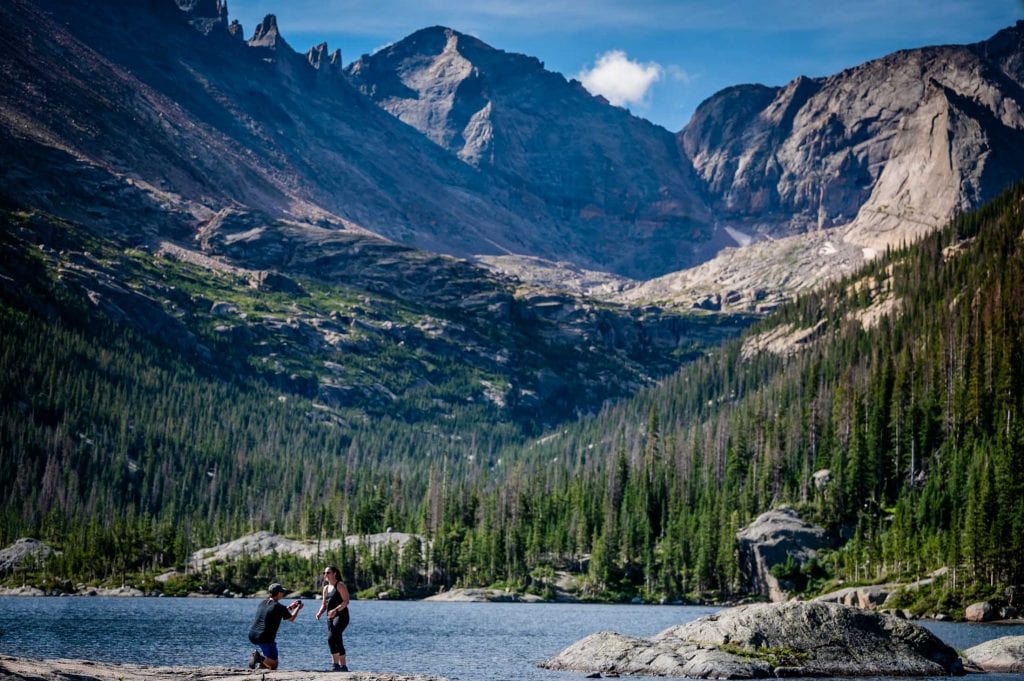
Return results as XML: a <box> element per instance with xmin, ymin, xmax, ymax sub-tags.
<box><xmin>1</xmin><ymin>0</ymin><xmax>1022</xmax><ymax>612</ymax></box>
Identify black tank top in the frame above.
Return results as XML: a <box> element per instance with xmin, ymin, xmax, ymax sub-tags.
<box><xmin>325</xmin><ymin>584</ymin><xmax>343</xmax><ymax>610</ymax></box>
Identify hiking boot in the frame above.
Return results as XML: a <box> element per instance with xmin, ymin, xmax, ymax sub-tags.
<box><xmin>338</xmin><ymin>666</ymin><xmax>349</xmax><ymax>672</ymax></box>
<box><xmin>332</xmin><ymin>663</ymin><xmax>342</xmax><ymax>672</ymax></box>
<box><xmin>248</xmin><ymin>649</ymin><xmax>263</xmax><ymax>669</ymax></box>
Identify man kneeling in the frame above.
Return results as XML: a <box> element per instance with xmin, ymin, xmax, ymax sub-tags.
<box><xmin>248</xmin><ymin>582</ymin><xmax>303</xmax><ymax>670</ymax></box>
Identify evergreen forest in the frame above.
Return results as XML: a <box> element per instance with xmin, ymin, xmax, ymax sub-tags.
<box><xmin>2</xmin><ymin>186</ymin><xmax>1023</xmax><ymax>614</ymax></box>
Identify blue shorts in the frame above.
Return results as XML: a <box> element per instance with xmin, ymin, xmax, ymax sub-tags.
<box><xmin>257</xmin><ymin>642</ymin><xmax>279</xmax><ymax>662</ymax></box>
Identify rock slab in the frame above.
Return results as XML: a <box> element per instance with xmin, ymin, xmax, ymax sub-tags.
<box><xmin>963</xmin><ymin>636</ymin><xmax>1024</xmax><ymax>672</ymax></box>
<box><xmin>423</xmin><ymin>588</ymin><xmax>543</xmax><ymax>603</ymax></box>
<box><xmin>0</xmin><ymin>656</ymin><xmax>445</xmax><ymax>681</ymax></box>
<box><xmin>541</xmin><ymin>601</ymin><xmax>963</xmax><ymax>678</ymax></box>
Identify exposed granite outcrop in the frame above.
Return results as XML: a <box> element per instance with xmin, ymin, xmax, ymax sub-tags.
<box><xmin>542</xmin><ymin>602</ymin><xmax>963</xmax><ymax>678</ymax></box>
<box><xmin>736</xmin><ymin>507</ymin><xmax>830</xmax><ymax>601</ymax></box>
<box><xmin>423</xmin><ymin>588</ymin><xmax>544</xmax><ymax>603</ymax></box>
<box><xmin>188</xmin><ymin>531</ymin><xmax>421</xmax><ymax>571</ymax></box>
<box><xmin>0</xmin><ymin>538</ymin><xmax>54</xmax><ymax>575</ymax></box>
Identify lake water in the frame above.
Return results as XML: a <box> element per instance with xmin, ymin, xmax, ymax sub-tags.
<box><xmin>0</xmin><ymin>597</ymin><xmax>1022</xmax><ymax>680</ymax></box>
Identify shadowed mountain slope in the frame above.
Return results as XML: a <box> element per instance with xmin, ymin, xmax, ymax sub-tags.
<box><xmin>0</xmin><ymin>0</ymin><xmax>637</xmax><ymax>270</ymax></box>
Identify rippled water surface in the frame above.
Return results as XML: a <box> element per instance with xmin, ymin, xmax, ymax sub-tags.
<box><xmin>0</xmin><ymin>597</ymin><xmax>1021</xmax><ymax>681</ymax></box>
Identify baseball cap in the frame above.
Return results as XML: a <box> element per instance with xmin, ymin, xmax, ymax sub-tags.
<box><xmin>269</xmin><ymin>583</ymin><xmax>286</xmax><ymax>595</ymax></box>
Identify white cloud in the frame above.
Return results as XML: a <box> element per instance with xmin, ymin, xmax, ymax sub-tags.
<box><xmin>578</xmin><ymin>50</ymin><xmax>663</xmax><ymax>107</ymax></box>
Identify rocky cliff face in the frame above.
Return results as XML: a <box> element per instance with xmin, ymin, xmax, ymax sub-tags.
<box><xmin>680</xmin><ymin>22</ymin><xmax>1024</xmax><ymax>257</ymax></box>
<box><xmin>612</xmin><ymin>23</ymin><xmax>1024</xmax><ymax>311</ymax></box>
<box><xmin>346</xmin><ymin>27</ymin><xmax>719</xmax><ymax>278</ymax></box>
<box><xmin>347</xmin><ymin>21</ymin><xmax>1024</xmax><ymax>307</ymax></box>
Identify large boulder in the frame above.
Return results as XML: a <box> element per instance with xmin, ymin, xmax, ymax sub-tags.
<box><xmin>541</xmin><ymin>602</ymin><xmax>963</xmax><ymax>678</ymax></box>
<box><xmin>736</xmin><ymin>506</ymin><xmax>830</xmax><ymax>601</ymax></box>
<box><xmin>965</xmin><ymin>601</ymin><xmax>997</xmax><ymax>622</ymax></box>
<box><xmin>964</xmin><ymin>636</ymin><xmax>1024</xmax><ymax>672</ymax></box>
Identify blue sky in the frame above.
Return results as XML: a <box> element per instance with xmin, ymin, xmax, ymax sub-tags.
<box><xmin>225</xmin><ymin>1</ymin><xmax>1023</xmax><ymax>131</ymax></box>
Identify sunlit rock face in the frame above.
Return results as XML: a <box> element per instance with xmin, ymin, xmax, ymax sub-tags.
<box><xmin>680</xmin><ymin>22</ymin><xmax>1024</xmax><ymax>252</ymax></box>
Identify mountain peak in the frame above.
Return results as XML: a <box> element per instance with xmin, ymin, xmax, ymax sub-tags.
<box><xmin>380</xmin><ymin>25</ymin><xmax>493</xmax><ymax>62</ymax></box>
<box><xmin>249</xmin><ymin>14</ymin><xmax>288</xmax><ymax>50</ymax></box>
<box><xmin>353</xmin><ymin>24</ymin><xmax>545</xmax><ymax>86</ymax></box>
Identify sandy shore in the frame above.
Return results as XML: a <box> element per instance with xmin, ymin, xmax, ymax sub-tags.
<box><xmin>0</xmin><ymin>655</ymin><xmax>446</xmax><ymax>681</ymax></box>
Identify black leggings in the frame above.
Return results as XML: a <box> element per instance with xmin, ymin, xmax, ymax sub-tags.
<box><xmin>328</xmin><ymin>608</ymin><xmax>349</xmax><ymax>655</ymax></box>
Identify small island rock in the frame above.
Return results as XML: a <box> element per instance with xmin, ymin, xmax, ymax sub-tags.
<box><xmin>541</xmin><ymin>602</ymin><xmax>963</xmax><ymax>678</ymax></box>
<box><xmin>963</xmin><ymin>636</ymin><xmax>1024</xmax><ymax>672</ymax></box>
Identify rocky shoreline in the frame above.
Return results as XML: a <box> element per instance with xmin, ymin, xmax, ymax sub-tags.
<box><xmin>0</xmin><ymin>656</ymin><xmax>445</xmax><ymax>681</ymax></box>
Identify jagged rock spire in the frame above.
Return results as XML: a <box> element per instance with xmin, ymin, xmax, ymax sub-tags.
<box><xmin>307</xmin><ymin>42</ymin><xmax>328</xmax><ymax>69</ymax></box>
<box><xmin>249</xmin><ymin>14</ymin><xmax>286</xmax><ymax>49</ymax></box>
<box><xmin>306</xmin><ymin>43</ymin><xmax>343</xmax><ymax>71</ymax></box>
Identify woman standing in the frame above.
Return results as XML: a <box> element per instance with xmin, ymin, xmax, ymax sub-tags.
<box><xmin>315</xmin><ymin>565</ymin><xmax>351</xmax><ymax>672</ymax></box>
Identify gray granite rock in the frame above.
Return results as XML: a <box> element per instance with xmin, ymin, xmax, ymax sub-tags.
<box><xmin>964</xmin><ymin>635</ymin><xmax>1024</xmax><ymax>672</ymax></box>
<box><xmin>736</xmin><ymin>506</ymin><xmax>830</xmax><ymax>601</ymax></box>
<box><xmin>0</xmin><ymin>538</ymin><xmax>54</xmax><ymax>575</ymax></box>
<box><xmin>542</xmin><ymin>602</ymin><xmax>962</xmax><ymax>678</ymax></box>
<box><xmin>189</xmin><ymin>531</ymin><xmax>422</xmax><ymax>572</ymax></box>
<box><xmin>0</xmin><ymin>656</ymin><xmax>444</xmax><ymax>681</ymax></box>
